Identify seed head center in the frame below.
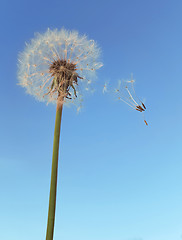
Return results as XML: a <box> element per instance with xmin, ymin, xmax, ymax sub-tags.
<box><xmin>49</xmin><ymin>59</ymin><xmax>81</xmax><ymax>99</ymax></box>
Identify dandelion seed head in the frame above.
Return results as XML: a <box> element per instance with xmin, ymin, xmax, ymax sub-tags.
<box><xmin>18</xmin><ymin>28</ymin><xmax>102</xmax><ymax>108</ymax></box>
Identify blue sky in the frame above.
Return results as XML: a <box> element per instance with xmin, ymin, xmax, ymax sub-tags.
<box><xmin>1</xmin><ymin>0</ymin><xmax>182</xmax><ymax>240</ymax></box>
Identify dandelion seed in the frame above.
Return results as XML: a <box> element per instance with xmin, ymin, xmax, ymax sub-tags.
<box><xmin>103</xmin><ymin>82</ymin><xmax>108</xmax><ymax>93</ymax></box>
<box><xmin>115</xmin><ymin>75</ymin><xmax>148</xmax><ymax>125</ymax></box>
<box><xmin>77</xmin><ymin>105</ymin><xmax>82</xmax><ymax>113</ymax></box>
<box><xmin>144</xmin><ymin>120</ymin><xmax>148</xmax><ymax>126</ymax></box>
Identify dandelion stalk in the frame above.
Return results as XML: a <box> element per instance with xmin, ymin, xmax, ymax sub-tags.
<box><xmin>17</xmin><ymin>28</ymin><xmax>102</xmax><ymax>240</ymax></box>
<box><xmin>46</xmin><ymin>102</ymin><xmax>63</xmax><ymax>240</ymax></box>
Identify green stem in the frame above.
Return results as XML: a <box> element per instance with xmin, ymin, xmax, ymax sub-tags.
<box><xmin>46</xmin><ymin>102</ymin><xmax>63</xmax><ymax>240</ymax></box>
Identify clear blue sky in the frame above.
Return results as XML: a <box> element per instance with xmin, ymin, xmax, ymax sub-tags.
<box><xmin>1</xmin><ymin>0</ymin><xmax>182</xmax><ymax>240</ymax></box>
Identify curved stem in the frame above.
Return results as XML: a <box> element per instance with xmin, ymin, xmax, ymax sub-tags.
<box><xmin>46</xmin><ymin>102</ymin><xmax>63</xmax><ymax>240</ymax></box>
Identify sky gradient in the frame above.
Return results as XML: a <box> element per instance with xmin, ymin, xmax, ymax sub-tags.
<box><xmin>1</xmin><ymin>0</ymin><xmax>182</xmax><ymax>240</ymax></box>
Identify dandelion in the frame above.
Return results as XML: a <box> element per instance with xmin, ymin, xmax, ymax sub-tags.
<box><xmin>17</xmin><ymin>28</ymin><xmax>102</xmax><ymax>240</ymax></box>
<box><xmin>18</xmin><ymin>28</ymin><xmax>103</xmax><ymax>107</ymax></box>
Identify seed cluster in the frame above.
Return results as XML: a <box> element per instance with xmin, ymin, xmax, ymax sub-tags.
<box><xmin>49</xmin><ymin>59</ymin><xmax>82</xmax><ymax>99</ymax></box>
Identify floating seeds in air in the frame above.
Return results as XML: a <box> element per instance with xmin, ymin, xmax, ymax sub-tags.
<box><xmin>114</xmin><ymin>74</ymin><xmax>148</xmax><ymax>126</ymax></box>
